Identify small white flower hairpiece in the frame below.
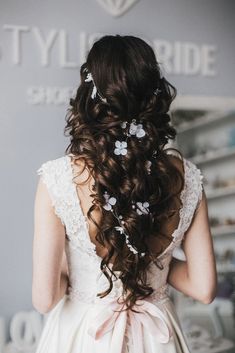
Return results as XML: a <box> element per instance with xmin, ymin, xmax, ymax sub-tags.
<box><xmin>84</xmin><ymin>72</ymin><xmax>98</xmax><ymax>99</ymax></box>
<box><xmin>132</xmin><ymin>201</ymin><xmax>150</xmax><ymax>215</ymax></box>
<box><xmin>83</xmin><ymin>66</ymin><xmax>162</xmax><ymax>103</ymax></box>
<box><xmin>129</xmin><ymin>119</ymin><xmax>146</xmax><ymax>138</ymax></box>
<box><xmin>103</xmin><ymin>191</ymin><xmax>117</xmax><ymax>211</ymax></box>
<box><xmin>83</xmin><ymin>67</ymin><xmax>107</xmax><ymax>103</ymax></box>
<box><xmin>114</xmin><ymin>141</ymin><xmax>128</xmax><ymax>156</ymax></box>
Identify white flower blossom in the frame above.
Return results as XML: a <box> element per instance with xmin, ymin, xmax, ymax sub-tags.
<box><xmin>103</xmin><ymin>192</ymin><xmax>117</xmax><ymax>211</ymax></box>
<box><xmin>136</xmin><ymin>201</ymin><xmax>150</xmax><ymax>215</ymax></box>
<box><xmin>84</xmin><ymin>72</ymin><xmax>97</xmax><ymax>99</ymax></box>
<box><xmin>129</xmin><ymin>121</ymin><xmax>146</xmax><ymax>138</ymax></box>
<box><xmin>84</xmin><ymin>72</ymin><xmax>93</xmax><ymax>82</ymax></box>
<box><xmin>114</xmin><ymin>140</ymin><xmax>128</xmax><ymax>155</ymax></box>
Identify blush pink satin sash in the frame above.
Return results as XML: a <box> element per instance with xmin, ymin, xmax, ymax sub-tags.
<box><xmin>87</xmin><ymin>298</ymin><xmax>172</xmax><ymax>353</ymax></box>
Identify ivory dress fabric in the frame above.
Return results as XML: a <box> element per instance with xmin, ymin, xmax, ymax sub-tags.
<box><xmin>34</xmin><ymin>153</ymin><xmax>203</xmax><ymax>353</ymax></box>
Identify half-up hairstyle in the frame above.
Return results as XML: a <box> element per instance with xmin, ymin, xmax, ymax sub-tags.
<box><xmin>64</xmin><ymin>34</ymin><xmax>184</xmax><ymax>311</ymax></box>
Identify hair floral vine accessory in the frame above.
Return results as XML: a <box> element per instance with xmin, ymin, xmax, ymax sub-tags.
<box><xmin>83</xmin><ymin>65</ymin><xmax>161</xmax><ymax>256</ymax></box>
<box><xmin>101</xmin><ymin>116</ymin><xmax>155</xmax><ymax>257</ymax></box>
<box><xmin>83</xmin><ymin>66</ymin><xmax>162</xmax><ymax>104</ymax></box>
<box><xmin>103</xmin><ymin>191</ymin><xmax>146</xmax><ymax>256</ymax></box>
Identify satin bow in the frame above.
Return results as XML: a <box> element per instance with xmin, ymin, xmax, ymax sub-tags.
<box><xmin>87</xmin><ymin>298</ymin><xmax>172</xmax><ymax>353</ymax></box>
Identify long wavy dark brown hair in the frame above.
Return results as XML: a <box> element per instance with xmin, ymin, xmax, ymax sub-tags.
<box><xmin>64</xmin><ymin>34</ymin><xmax>184</xmax><ymax>312</ymax></box>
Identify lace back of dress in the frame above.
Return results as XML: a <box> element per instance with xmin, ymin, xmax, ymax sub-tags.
<box><xmin>36</xmin><ymin>154</ymin><xmax>204</xmax><ymax>305</ymax></box>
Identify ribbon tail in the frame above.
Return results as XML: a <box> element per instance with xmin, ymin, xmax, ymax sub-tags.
<box><xmin>129</xmin><ymin>311</ymin><xmax>145</xmax><ymax>353</ymax></box>
<box><xmin>110</xmin><ymin>310</ymin><xmax>128</xmax><ymax>353</ymax></box>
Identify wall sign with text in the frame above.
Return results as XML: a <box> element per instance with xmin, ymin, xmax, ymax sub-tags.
<box><xmin>0</xmin><ymin>26</ymin><xmax>218</xmax><ymax>106</ymax></box>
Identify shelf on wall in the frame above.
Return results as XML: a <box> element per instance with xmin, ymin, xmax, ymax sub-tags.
<box><xmin>216</xmin><ymin>263</ymin><xmax>235</xmax><ymax>274</ymax></box>
<box><xmin>189</xmin><ymin>145</ymin><xmax>235</xmax><ymax>165</ymax></box>
<box><xmin>211</xmin><ymin>224</ymin><xmax>235</xmax><ymax>237</ymax></box>
<box><xmin>172</xmin><ymin>99</ymin><xmax>235</xmax><ymax>330</ymax></box>
<box><xmin>206</xmin><ymin>185</ymin><xmax>235</xmax><ymax>200</ymax></box>
<box><xmin>175</xmin><ymin>110</ymin><xmax>235</xmax><ymax>134</ymax></box>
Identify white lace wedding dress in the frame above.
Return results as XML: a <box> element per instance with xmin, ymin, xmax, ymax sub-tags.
<box><xmin>34</xmin><ymin>153</ymin><xmax>203</xmax><ymax>353</ymax></box>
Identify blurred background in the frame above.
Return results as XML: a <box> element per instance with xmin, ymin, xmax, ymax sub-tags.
<box><xmin>0</xmin><ymin>0</ymin><xmax>235</xmax><ymax>352</ymax></box>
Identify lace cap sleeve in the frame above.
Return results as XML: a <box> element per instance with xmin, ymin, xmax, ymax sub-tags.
<box><xmin>194</xmin><ymin>165</ymin><xmax>204</xmax><ymax>212</ymax></box>
<box><xmin>187</xmin><ymin>159</ymin><xmax>204</xmax><ymax>212</ymax></box>
<box><xmin>36</xmin><ymin>158</ymin><xmax>66</xmax><ymax>226</ymax></box>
